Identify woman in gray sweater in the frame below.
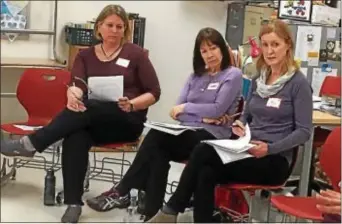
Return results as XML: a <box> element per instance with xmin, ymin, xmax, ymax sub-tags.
<box><xmin>147</xmin><ymin>19</ymin><xmax>313</xmax><ymax>223</ymax></box>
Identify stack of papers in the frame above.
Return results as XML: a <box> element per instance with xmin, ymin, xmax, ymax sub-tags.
<box><xmin>144</xmin><ymin>121</ymin><xmax>203</xmax><ymax>136</ymax></box>
<box><xmin>202</xmin><ymin>124</ymin><xmax>255</xmax><ymax>164</ymax></box>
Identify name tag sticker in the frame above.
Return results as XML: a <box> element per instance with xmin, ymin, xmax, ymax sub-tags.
<box><xmin>116</xmin><ymin>58</ymin><xmax>130</xmax><ymax>68</ymax></box>
<box><xmin>207</xmin><ymin>82</ymin><xmax>220</xmax><ymax>90</ymax></box>
<box><xmin>266</xmin><ymin>98</ymin><xmax>282</xmax><ymax>108</ymax></box>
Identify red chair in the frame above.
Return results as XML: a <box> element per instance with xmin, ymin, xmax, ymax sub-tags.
<box><xmin>1</xmin><ymin>68</ymin><xmax>70</xmax><ymax>136</ymax></box>
<box><xmin>217</xmin><ymin>148</ymin><xmax>299</xmax><ymax>222</ymax></box>
<box><xmin>270</xmin><ymin>127</ymin><xmax>341</xmax><ymax>222</ymax></box>
<box><xmin>0</xmin><ymin>68</ymin><xmax>70</xmax><ymax>181</ymax></box>
<box><xmin>314</xmin><ymin>76</ymin><xmax>341</xmax><ymax>148</ymax></box>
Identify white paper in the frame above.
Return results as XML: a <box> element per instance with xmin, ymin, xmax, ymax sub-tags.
<box><xmin>147</xmin><ymin>121</ymin><xmax>203</xmax><ymax>130</ymax></box>
<box><xmin>13</xmin><ymin>125</ymin><xmax>42</xmax><ymax>131</ymax></box>
<box><xmin>202</xmin><ymin>124</ymin><xmax>255</xmax><ymax>154</ymax></box>
<box><xmin>214</xmin><ymin>148</ymin><xmax>253</xmax><ymax>164</ymax></box>
<box><xmin>311</xmin><ymin>68</ymin><xmax>337</xmax><ymax>96</ymax></box>
<box><xmin>295</xmin><ymin>26</ymin><xmax>322</xmax><ymax>61</ymax></box>
<box><xmin>313</xmin><ymin>96</ymin><xmax>322</xmax><ymax>102</ymax></box>
<box><xmin>88</xmin><ymin>76</ymin><xmax>123</xmax><ymax>102</ymax></box>
<box><xmin>327</xmin><ymin>28</ymin><xmax>337</xmax><ymax>39</ymax></box>
<box><xmin>144</xmin><ymin>121</ymin><xmax>203</xmax><ymax>136</ymax></box>
<box><xmin>300</xmin><ymin>68</ymin><xmax>308</xmax><ymax>78</ymax></box>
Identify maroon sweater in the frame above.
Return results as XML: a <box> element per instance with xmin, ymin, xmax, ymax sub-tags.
<box><xmin>70</xmin><ymin>43</ymin><xmax>161</xmax><ymax>118</ymax></box>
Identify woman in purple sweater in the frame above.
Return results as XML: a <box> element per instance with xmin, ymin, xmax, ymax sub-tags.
<box><xmin>86</xmin><ymin>28</ymin><xmax>243</xmax><ymax>220</ymax></box>
<box><xmin>147</xmin><ymin>20</ymin><xmax>313</xmax><ymax>223</ymax></box>
<box><xmin>0</xmin><ymin>5</ymin><xmax>160</xmax><ymax>223</ymax></box>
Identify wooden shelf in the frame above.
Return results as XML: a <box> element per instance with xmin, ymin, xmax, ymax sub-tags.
<box><xmin>1</xmin><ymin>57</ymin><xmax>66</xmax><ymax>69</ymax></box>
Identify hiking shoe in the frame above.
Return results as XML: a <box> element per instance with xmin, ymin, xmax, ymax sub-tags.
<box><xmin>0</xmin><ymin>139</ymin><xmax>35</xmax><ymax>159</ymax></box>
<box><xmin>61</xmin><ymin>205</ymin><xmax>82</xmax><ymax>223</ymax></box>
<box><xmin>87</xmin><ymin>187</ymin><xmax>130</xmax><ymax>212</ymax></box>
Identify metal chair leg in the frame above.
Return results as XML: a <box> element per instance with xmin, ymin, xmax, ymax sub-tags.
<box><xmin>248</xmin><ymin>194</ymin><xmax>254</xmax><ymax>222</ymax></box>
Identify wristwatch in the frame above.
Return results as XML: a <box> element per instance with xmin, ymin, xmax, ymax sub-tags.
<box><xmin>130</xmin><ymin>103</ymin><xmax>135</xmax><ymax>112</ymax></box>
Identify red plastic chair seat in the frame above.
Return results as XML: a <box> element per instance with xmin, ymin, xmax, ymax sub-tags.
<box><xmin>98</xmin><ymin>141</ymin><xmax>139</xmax><ymax>149</ymax></box>
<box><xmin>223</xmin><ymin>183</ymin><xmax>284</xmax><ymax>191</ymax></box>
<box><xmin>271</xmin><ymin>195</ymin><xmax>323</xmax><ymax>221</ymax></box>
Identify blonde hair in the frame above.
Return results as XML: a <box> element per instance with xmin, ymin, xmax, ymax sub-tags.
<box><xmin>256</xmin><ymin>19</ymin><xmax>299</xmax><ymax>75</ymax></box>
<box><xmin>94</xmin><ymin>4</ymin><xmax>131</xmax><ymax>43</ymax></box>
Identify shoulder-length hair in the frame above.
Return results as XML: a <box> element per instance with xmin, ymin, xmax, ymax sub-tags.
<box><xmin>94</xmin><ymin>4</ymin><xmax>131</xmax><ymax>44</ymax></box>
<box><xmin>256</xmin><ymin>19</ymin><xmax>299</xmax><ymax>75</ymax></box>
<box><xmin>193</xmin><ymin>27</ymin><xmax>231</xmax><ymax>76</ymax></box>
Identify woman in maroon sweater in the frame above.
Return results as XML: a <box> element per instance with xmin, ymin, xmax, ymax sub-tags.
<box><xmin>0</xmin><ymin>4</ymin><xmax>160</xmax><ymax>223</ymax></box>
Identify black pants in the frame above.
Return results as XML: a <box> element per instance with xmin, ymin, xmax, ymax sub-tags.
<box><xmin>115</xmin><ymin>129</ymin><xmax>215</xmax><ymax>217</ymax></box>
<box><xmin>28</xmin><ymin>99</ymin><xmax>144</xmax><ymax>205</ymax></box>
<box><xmin>167</xmin><ymin>143</ymin><xmax>291</xmax><ymax>223</ymax></box>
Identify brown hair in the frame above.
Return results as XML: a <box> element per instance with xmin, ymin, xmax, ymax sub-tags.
<box><xmin>94</xmin><ymin>4</ymin><xmax>131</xmax><ymax>43</ymax></box>
<box><xmin>256</xmin><ymin>19</ymin><xmax>299</xmax><ymax>75</ymax></box>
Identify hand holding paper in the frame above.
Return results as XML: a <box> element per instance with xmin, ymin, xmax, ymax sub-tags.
<box><xmin>248</xmin><ymin>140</ymin><xmax>268</xmax><ymax>158</ymax></box>
<box><xmin>88</xmin><ymin>76</ymin><xmax>123</xmax><ymax>102</ymax></box>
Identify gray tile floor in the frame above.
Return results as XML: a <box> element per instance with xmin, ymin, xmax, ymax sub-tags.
<box><xmin>0</xmin><ymin>151</ymin><xmax>306</xmax><ymax>223</ymax></box>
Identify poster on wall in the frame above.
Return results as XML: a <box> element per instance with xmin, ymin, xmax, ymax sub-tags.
<box><xmin>0</xmin><ymin>0</ymin><xmax>29</xmax><ymax>42</ymax></box>
<box><xmin>277</xmin><ymin>0</ymin><xmax>312</xmax><ymax>22</ymax></box>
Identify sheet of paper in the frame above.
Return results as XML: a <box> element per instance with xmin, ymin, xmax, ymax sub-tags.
<box><xmin>214</xmin><ymin>147</ymin><xmax>253</xmax><ymax>164</ymax></box>
<box><xmin>300</xmin><ymin>68</ymin><xmax>308</xmax><ymax>78</ymax></box>
<box><xmin>148</xmin><ymin>121</ymin><xmax>203</xmax><ymax>130</ymax></box>
<box><xmin>295</xmin><ymin>26</ymin><xmax>322</xmax><ymax>61</ymax></box>
<box><xmin>202</xmin><ymin>124</ymin><xmax>255</xmax><ymax>153</ymax></box>
<box><xmin>311</xmin><ymin>68</ymin><xmax>337</xmax><ymax>96</ymax></box>
<box><xmin>313</xmin><ymin>96</ymin><xmax>322</xmax><ymax>102</ymax></box>
<box><xmin>307</xmin><ymin>52</ymin><xmax>319</xmax><ymax>66</ymax></box>
<box><xmin>88</xmin><ymin>76</ymin><xmax>123</xmax><ymax>102</ymax></box>
<box><xmin>327</xmin><ymin>28</ymin><xmax>337</xmax><ymax>39</ymax></box>
<box><xmin>13</xmin><ymin>125</ymin><xmax>42</xmax><ymax>131</ymax></box>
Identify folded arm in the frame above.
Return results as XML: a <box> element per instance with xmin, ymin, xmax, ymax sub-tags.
<box><xmin>183</xmin><ymin>73</ymin><xmax>242</xmax><ymax>118</ymax></box>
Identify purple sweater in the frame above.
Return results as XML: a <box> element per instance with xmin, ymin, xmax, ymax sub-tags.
<box><xmin>241</xmin><ymin>71</ymin><xmax>313</xmax><ymax>164</ymax></box>
<box><xmin>176</xmin><ymin>66</ymin><xmax>243</xmax><ymax>139</ymax></box>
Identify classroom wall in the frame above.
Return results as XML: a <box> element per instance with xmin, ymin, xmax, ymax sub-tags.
<box><xmin>1</xmin><ymin>1</ymin><xmax>228</xmax><ymax>123</ymax></box>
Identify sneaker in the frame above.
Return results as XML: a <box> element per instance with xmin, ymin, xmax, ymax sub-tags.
<box><xmin>87</xmin><ymin>187</ymin><xmax>130</xmax><ymax>212</ymax></box>
<box><xmin>0</xmin><ymin>139</ymin><xmax>35</xmax><ymax>159</ymax></box>
<box><xmin>61</xmin><ymin>205</ymin><xmax>82</xmax><ymax>223</ymax></box>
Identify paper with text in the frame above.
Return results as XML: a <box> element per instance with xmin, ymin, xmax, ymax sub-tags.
<box><xmin>88</xmin><ymin>76</ymin><xmax>123</xmax><ymax>102</ymax></box>
<box><xmin>144</xmin><ymin>121</ymin><xmax>203</xmax><ymax>136</ymax></box>
<box><xmin>295</xmin><ymin>26</ymin><xmax>322</xmax><ymax>62</ymax></box>
<box><xmin>202</xmin><ymin>124</ymin><xmax>255</xmax><ymax>154</ymax></box>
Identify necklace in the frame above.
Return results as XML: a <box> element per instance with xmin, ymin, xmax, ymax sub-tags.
<box><xmin>100</xmin><ymin>44</ymin><xmax>120</xmax><ymax>60</ymax></box>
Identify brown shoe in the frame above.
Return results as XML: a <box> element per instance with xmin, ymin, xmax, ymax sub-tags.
<box><xmin>146</xmin><ymin>210</ymin><xmax>177</xmax><ymax>223</ymax></box>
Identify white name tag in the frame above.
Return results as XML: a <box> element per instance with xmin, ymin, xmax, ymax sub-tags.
<box><xmin>116</xmin><ymin>58</ymin><xmax>130</xmax><ymax>68</ymax></box>
<box><xmin>266</xmin><ymin>98</ymin><xmax>282</xmax><ymax>108</ymax></box>
<box><xmin>207</xmin><ymin>82</ymin><xmax>220</xmax><ymax>90</ymax></box>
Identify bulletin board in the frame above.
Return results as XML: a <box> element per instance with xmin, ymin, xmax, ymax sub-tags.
<box><xmin>289</xmin><ymin>24</ymin><xmax>341</xmax><ymax>96</ymax></box>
